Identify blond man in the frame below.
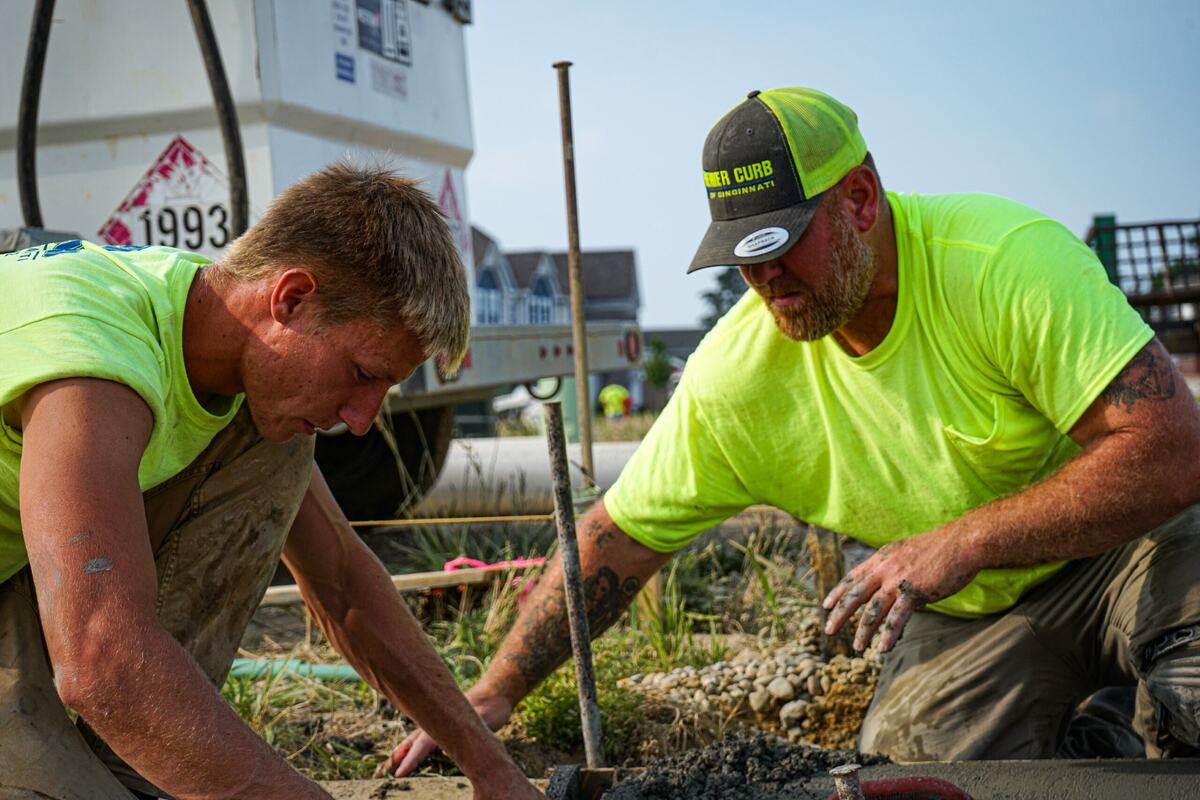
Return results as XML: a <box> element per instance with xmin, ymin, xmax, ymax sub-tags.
<box><xmin>0</xmin><ymin>164</ymin><xmax>542</xmax><ymax>799</ymax></box>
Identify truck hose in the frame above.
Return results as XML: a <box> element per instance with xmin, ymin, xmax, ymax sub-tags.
<box><xmin>17</xmin><ymin>0</ymin><xmax>56</xmax><ymax>229</ymax></box>
<box><xmin>186</xmin><ymin>0</ymin><xmax>250</xmax><ymax>238</ymax></box>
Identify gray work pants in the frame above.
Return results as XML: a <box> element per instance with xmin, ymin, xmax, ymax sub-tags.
<box><xmin>860</xmin><ymin>504</ymin><xmax>1200</xmax><ymax>760</ymax></box>
<box><xmin>0</xmin><ymin>407</ymin><xmax>314</xmax><ymax>798</ymax></box>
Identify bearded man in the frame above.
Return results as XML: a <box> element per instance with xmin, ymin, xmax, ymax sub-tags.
<box><xmin>386</xmin><ymin>87</ymin><xmax>1200</xmax><ymax>769</ymax></box>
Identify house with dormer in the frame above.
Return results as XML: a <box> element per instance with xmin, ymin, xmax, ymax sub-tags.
<box><xmin>506</xmin><ymin>250</ymin><xmax>570</xmax><ymax>325</ymax></box>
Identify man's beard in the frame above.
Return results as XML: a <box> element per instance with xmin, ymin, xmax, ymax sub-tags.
<box><xmin>766</xmin><ymin>209</ymin><xmax>878</xmax><ymax>342</ymax></box>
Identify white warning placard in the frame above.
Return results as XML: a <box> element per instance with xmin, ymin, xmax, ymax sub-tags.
<box><xmin>98</xmin><ymin>136</ymin><xmax>235</xmax><ymax>260</ymax></box>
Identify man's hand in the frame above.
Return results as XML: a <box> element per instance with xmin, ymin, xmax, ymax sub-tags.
<box><xmin>373</xmin><ymin>688</ymin><xmax>542</xmax><ymax>800</ymax></box>
<box><xmin>822</xmin><ymin>529</ymin><xmax>981</xmax><ymax>652</ymax></box>
<box><xmin>375</xmin><ymin>688</ymin><xmax>513</xmax><ymax>779</ymax></box>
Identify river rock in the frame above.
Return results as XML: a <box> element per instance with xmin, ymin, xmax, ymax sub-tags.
<box><xmin>766</xmin><ymin>676</ymin><xmax>795</xmax><ymax>701</ymax></box>
<box><xmin>779</xmin><ymin>698</ymin><xmax>810</xmax><ymax>726</ymax></box>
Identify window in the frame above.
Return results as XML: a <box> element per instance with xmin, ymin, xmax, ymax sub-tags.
<box><xmin>476</xmin><ymin>268</ymin><xmax>503</xmax><ymax>325</ymax></box>
<box><xmin>529</xmin><ymin>275</ymin><xmax>554</xmax><ymax>325</ymax></box>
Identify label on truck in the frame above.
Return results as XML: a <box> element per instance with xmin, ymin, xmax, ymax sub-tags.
<box><xmin>356</xmin><ymin>0</ymin><xmax>413</xmax><ymax>65</ymax></box>
<box><xmin>98</xmin><ymin>136</ymin><xmax>234</xmax><ymax>261</ymax></box>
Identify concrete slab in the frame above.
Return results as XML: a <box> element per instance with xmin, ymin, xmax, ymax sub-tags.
<box><xmin>320</xmin><ymin>777</ymin><xmax>549</xmax><ymax>799</ymax></box>
<box><xmin>323</xmin><ymin>760</ymin><xmax>1200</xmax><ymax>799</ymax></box>
<box><xmin>859</xmin><ymin>759</ymin><xmax>1200</xmax><ymax>800</ymax></box>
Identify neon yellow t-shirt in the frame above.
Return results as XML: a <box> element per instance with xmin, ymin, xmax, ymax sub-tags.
<box><xmin>606</xmin><ymin>192</ymin><xmax>1153</xmax><ymax>618</ymax></box>
<box><xmin>0</xmin><ymin>241</ymin><xmax>243</xmax><ymax>584</ymax></box>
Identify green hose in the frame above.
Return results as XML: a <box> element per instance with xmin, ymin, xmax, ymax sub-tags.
<box><xmin>228</xmin><ymin>658</ymin><xmax>363</xmax><ymax>682</ymax></box>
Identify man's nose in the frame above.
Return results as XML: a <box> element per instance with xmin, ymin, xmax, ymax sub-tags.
<box><xmin>741</xmin><ymin>259</ymin><xmax>784</xmax><ymax>287</ymax></box>
<box><xmin>340</xmin><ymin>386</ymin><xmax>388</xmax><ymax>436</ymax></box>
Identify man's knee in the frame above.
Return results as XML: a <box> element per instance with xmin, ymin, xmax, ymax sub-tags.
<box><xmin>1142</xmin><ymin>625</ymin><xmax>1200</xmax><ymax>751</ymax></box>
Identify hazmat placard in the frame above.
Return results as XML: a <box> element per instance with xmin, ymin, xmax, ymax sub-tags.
<box><xmin>98</xmin><ymin>136</ymin><xmax>235</xmax><ymax>260</ymax></box>
<box><xmin>438</xmin><ymin>169</ymin><xmax>470</xmax><ymax>261</ymax></box>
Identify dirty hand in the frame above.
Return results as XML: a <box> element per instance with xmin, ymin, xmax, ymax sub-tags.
<box><xmin>375</xmin><ymin>690</ymin><xmax>515</xmax><ymax>779</ymax></box>
<box><xmin>822</xmin><ymin>530</ymin><xmax>980</xmax><ymax>653</ymax></box>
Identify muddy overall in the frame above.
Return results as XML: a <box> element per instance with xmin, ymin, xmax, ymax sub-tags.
<box><xmin>860</xmin><ymin>504</ymin><xmax>1200</xmax><ymax>760</ymax></box>
<box><xmin>0</xmin><ymin>407</ymin><xmax>314</xmax><ymax>799</ymax></box>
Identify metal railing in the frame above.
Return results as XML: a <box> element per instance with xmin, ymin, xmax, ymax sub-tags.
<box><xmin>1086</xmin><ymin>217</ymin><xmax>1200</xmax><ymax>347</ymax></box>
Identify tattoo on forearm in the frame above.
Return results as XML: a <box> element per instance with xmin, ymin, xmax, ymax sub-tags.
<box><xmin>582</xmin><ymin>517</ymin><xmax>615</xmax><ymax>549</ymax></box>
<box><xmin>508</xmin><ymin>565</ymin><xmax>642</xmax><ymax>689</ymax></box>
<box><xmin>1101</xmin><ymin>345</ymin><xmax>1176</xmax><ymax>412</ymax></box>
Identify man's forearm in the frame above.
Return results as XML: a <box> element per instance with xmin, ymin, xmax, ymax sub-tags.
<box><xmin>954</xmin><ymin>424</ymin><xmax>1200</xmax><ymax>571</ymax></box>
<box><xmin>67</xmin><ymin>621</ymin><xmax>328</xmax><ymax>800</ymax></box>
<box><xmin>475</xmin><ymin>501</ymin><xmax>671</xmax><ymax>705</ymax></box>
<box><xmin>299</xmin><ymin>544</ymin><xmax>519</xmax><ymax>781</ymax></box>
<box><xmin>953</xmin><ymin>351</ymin><xmax>1200</xmax><ymax>572</ymax></box>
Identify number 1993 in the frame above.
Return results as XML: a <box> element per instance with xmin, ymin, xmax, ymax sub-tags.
<box><xmin>138</xmin><ymin>204</ymin><xmax>230</xmax><ymax>250</ymax></box>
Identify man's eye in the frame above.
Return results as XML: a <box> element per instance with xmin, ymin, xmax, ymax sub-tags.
<box><xmin>356</xmin><ymin>368</ymin><xmax>371</xmax><ymax>384</ymax></box>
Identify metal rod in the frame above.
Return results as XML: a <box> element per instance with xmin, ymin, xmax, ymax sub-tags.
<box><xmin>829</xmin><ymin>763</ymin><xmax>865</xmax><ymax>800</ymax></box>
<box><xmin>552</xmin><ymin>61</ymin><xmax>595</xmax><ymax>487</ymax></box>
<box><xmin>542</xmin><ymin>400</ymin><xmax>605</xmax><ymax>768</ymax></box>
<box><xmin>17</xmin><ymin>0</ymin><xmax>56</xmax><ymax>229</ymax></box>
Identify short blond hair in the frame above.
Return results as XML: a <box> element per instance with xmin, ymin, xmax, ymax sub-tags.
<box><xmin>218</xmin><ymin>161</ymin><xmax>470</xmax><ymax>378</ymax></box>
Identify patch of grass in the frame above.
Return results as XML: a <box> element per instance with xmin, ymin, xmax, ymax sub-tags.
<box><xmin>516</xmin><ymin>630</ymin><xmax>658</xmax><ymax>764</ymax></box>
<box><xmin>628</xmin><ymin>558</ymin><xmax>725</xmax><ymax>672</ymax></box>
<box><xmin>221</xmin><ymin>669</ymin><xmax>382</xmax><ymax>779</ymax></box>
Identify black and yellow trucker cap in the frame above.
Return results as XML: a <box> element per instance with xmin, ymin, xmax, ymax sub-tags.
<box><xmin>687</xmin><ymin>87</ymin><xmax>868</xmax><ymax>273</ymax></box>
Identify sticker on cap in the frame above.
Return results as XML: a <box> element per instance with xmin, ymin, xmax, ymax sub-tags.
<box><xmin>733</xmin><ymin>227</ymin><xmax>789</xmax><ymax>258</ymax></box>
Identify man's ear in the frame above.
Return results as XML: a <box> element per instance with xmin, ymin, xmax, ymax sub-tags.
<box><xmin>269</xmin><ymin>268</ymin><xmax>318</xmax><ymax>325</ymax></box>
<box><xmin>841</xmin><ymin>165</ymin><xmax>880</xmax><ymax>233</ymax></box>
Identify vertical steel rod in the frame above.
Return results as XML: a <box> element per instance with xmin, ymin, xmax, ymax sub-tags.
<box><xmin>542</xmin><ymin>401</ymin><xmax>605</xmax><ymax>768</ymax></box>
<box><xmin>552</xmin><ymin>61</ymin><xmax>595</xmax><ymax>487</ymax></box>
<box><xmin>829</xmin><ymin>763</ymin><xmax>865</xmax><ymax>800</ymax></box>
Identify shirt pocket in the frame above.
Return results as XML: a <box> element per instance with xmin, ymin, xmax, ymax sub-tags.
<box><xmin>943</xmin><ymin>394</ymin><xmax>1059</xmax><ymax>498</ymax></box>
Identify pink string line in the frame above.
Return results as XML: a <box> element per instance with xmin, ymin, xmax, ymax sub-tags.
<box><xmin>442</xmin><ymin>556</ymin><xmax>546</xmax><ymax>603</ymax></box>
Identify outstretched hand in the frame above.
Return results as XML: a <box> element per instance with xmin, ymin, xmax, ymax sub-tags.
<box><xmin>822</xmin><ymin>530</ymin><xmax>980</xmax><ymax>652</ymax></box>
<box><xmin>374</xmin><ymin>691</ymin><xmax>515</xmax><ymax>780</ymax></box>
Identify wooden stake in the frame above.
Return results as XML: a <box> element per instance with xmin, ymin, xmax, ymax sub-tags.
<box><xmin>807</xmin><ymin>524</ymin><xmax>853</xmax><ymax>659</ymax></box>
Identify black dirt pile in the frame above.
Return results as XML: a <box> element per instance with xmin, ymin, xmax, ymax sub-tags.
<box><xmin>602</xmin><ymin>730</ymin><xmax>888</xmax><ymax>800</ymax></box>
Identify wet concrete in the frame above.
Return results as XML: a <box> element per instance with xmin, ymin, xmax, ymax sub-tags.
<box><xmin>857</xmin><ymin>758</ymin><xmax>1200</xmax><ymax>799</ymax></box>
<box><xmin>600</xmin><ymin>731</ymin><xmax>887</xmax><ymax>800</ymax></box>
<box><xmin>322</xmin><ymin>755</ymin><xmax>1200</xmax><ymax>799</ymax></box>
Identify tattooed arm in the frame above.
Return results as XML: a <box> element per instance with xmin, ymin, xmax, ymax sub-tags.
<box><xmin>826</xmin><ymin>339</ymin><xmax>1200</xmax><ymax>652</ymax></box>
<box><xmin>378</xmin><ymin>500</ymin><xmax>672</xmax><ymax>778</ymax></box>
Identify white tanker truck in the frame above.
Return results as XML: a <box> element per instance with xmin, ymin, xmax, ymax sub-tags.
<box><xmin>1</xmin><ymin>0</ymin><xmax>640</xmax><ymax>520</ymax></box>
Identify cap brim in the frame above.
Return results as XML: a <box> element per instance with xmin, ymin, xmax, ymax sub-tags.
<box><xmin>686</xmin><ymin>198</ymin><xmax>821</xmax><ymax>274</ymax></box>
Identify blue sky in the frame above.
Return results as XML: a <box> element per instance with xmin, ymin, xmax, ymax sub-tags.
<box><xmin>463</xmin><ymin>1</ymin><xmax>1199</xmax><ymax>329</ymax></box>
